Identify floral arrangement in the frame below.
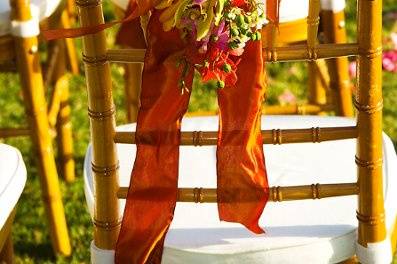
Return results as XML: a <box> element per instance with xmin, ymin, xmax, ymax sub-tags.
<box><xmin>155</xmin><ymin>0</ymin><xmax>268</xmax><ymax>91</ymax></box>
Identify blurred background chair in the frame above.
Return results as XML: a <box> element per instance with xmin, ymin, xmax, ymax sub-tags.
<box><xmin>262</xmin><ymin>0</ymin><xmax>353</xmax><ymax>117</ymax></box>
<box><xmin>0</xmin><ymin>144</ymin><xmax>26</xmax><ymax>263</ymax></box>
<box><xmin>110</xmin><ymin>0</ymin><xmax>354</xmax><ymax>122</ymax></box>
<box><xmin>0</xmin><ymin>0</ymin><xmax>76</xmax><ymax>256</ymax></box>
<box><xmin>77</xmin><ymin>0</ymin><xmax>396</xmax><ymax>263</ymax></box>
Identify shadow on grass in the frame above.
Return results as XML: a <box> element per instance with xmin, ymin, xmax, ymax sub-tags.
<box><xmin>14</xmin><ymin>241</ymin><xmax>56</xmax><ymax>262</ymax></box>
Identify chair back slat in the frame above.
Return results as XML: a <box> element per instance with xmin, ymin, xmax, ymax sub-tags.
<box><xmin>356</xmin><ymin>0</ymin><xmax>385</xmax><ymax>247</ymax></box>
<box><xmin>76</xmin><ymin>0</ymin><xmax>120</xmax><ymax>249</ymax></box>
<box><xmin>307</xmin><ymin>0</ymin><xmax>321</xmax><ymax>50</ymax></box>
<box><xmin>117</xmin><ymin>183</ymin><xmax>359</xmax><ymax>201</ymax></box>
<box><xmin>106</xmin><ymin>43</ymin><xmax>359</xmax><ymax>64</ymax></box>
<box><xmin>78</xmin><ymin>0</ymin><xmax>388</xmax><ymax>255</ymax></box>
<box><xmin>114</xmin><ymin>125</ymin><xmax>357</xmax><ymax>145</ymax></box>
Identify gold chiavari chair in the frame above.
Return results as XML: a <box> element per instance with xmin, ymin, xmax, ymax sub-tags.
<box><xmin>110</xmin><ymin>0</ymin><xmax>353</xmax><ymax>122</ymax></box>
<box><xmin>262</xmin><ymin>0</ymin><xmax>354</xmax><ymax>117</ymax></box>
<box><xmin>77</xmin><ymin>0</ymin><xmax>397</xmax><ymax>263</ymax></box>
<box><xmin>0</xmin><ymin>0</ymin><xmax>73</xmax><ymax>256</ymax></box>
<box><xmin>0</xmin><ymin>144</ymin><xmax>26</xmax><ymax>263</ymax></box>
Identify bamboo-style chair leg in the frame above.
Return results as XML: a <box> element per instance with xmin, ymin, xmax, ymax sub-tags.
<box><xmin>77</xmin><ymin>0</ymin><xmax>121</xmax><ymax>250</ymax></box>
<box><xmin>124</xmin><ymin>63</ymin><xmax>143</xmax><ymax>123</ymax></box>
<box><xmin>56</xmin><ymin>75</ymin><xmax>75</xmax><ymax>183</ymax></box>
<box><xmin>321</xmin><ymin>9</ymin><xmax>354</xmax><ymax>117</ymax></box>
<box><xmin>61</xmin><ymin>10</ymin><xmax>79</xmax><ymax>75</ymax></box>
<box><xmin>66</xmin><ymin>0</ymin><xmax>78</xmax><ymax>25</ymax></box>
<box><xmin>356</xmin><ymin>0</ymin><xmax>388</xmax><ymax>258</ymax></box>
<box><xmin>0</xmin><ymin>208</ymin><xmax>16</xmax><ymax>264</ymax></box>
<box><xmin>44</xmin><ymin>2</ymin><xmax>77</xmax><ymax>183</ymax></box>
<box><xmin>0</xmin><ymin>234</ymin><xmax>14</xmax><ymax>264</ymax></box>
<box><xmin>308</xmin><ymin>60</ymin><xmax>327</xmax><ymax>106</ymax></box>
<box><xmin>51</xmin><ymin>40</ymin><xmax>75</xmax><ymax>183</ymax></box>
<box><xmin>10</xmin><ymin>0</ymin><xmax>71</xmax><ymax>255</ymax></box>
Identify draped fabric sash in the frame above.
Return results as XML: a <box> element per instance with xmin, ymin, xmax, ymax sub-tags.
<box><xmin>43</xmin><ymin>1</ymin><xmax>280</xmax><ymax>263</ymax></box>
<box><xmin>115</xmin><ymin>11</ymin><xmax>268</xmax><ymax>263</ymax></box>
<box><xmin>115</xmin><ymin>13</ymin><xmax>195</xmax><ymax>263</ymax></box>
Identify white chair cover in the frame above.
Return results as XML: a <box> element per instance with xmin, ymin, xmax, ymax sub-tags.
<box><xmin>0</xmin><ymin>0</ymin><xmax>61</xmax><ymax>36</ymax></box>
<box><xmin>0</xmin><ymin>144</ymin><xmax>27</xmax><ymax>229</ymax></box>
<box><xmin>85</xmin><ymin>115</ymin><xmax>397</xmax><ymax>263</ymax></box>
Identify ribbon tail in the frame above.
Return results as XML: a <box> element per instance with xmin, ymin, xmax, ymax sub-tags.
<box><xmin>217</xmin><ymin>39</ymin><xmax>269</xmax><ymax>234</ymax></box>
<box><xmin>266</xmin><ymin>0</ymin><xmax>281</xmax><ymax>27</ymax></box>
<box><xmin>114</xmin><ymin>11</ymin><xmax>193</xmax><ymax>264</ymax></box>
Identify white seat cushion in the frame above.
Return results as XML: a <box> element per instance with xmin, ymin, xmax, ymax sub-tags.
<box><xmin>0</xmin><ymin>144</ymin><xmax>27</xmax><ymax>229</ymax></box>
<box><xmin>111</xmin><ymin>0</ymin><xmax>345</xmax><ymax>23</ymax></box>
<box><xmin>0</xmin><ymin>0</ymin><xmax>61</xmax><ymax>36</ymax></box>
<box><xmin>84</xmin><ymin>115</ymin><xmax>397</xmax><ymax>263</ymax></box>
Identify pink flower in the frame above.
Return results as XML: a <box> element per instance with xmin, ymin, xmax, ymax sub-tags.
<box><xmin>278</xmin><ymin>89</ymin><xmax>296</xmax><ymax>105</ymax></box>
<box><xmin>194</xmin><ymin>0</ymin><xmax>207</xmax><ymax>5</ymax></box>
<box><xmin>349</xmin><ymin>61</ymin><xmax>357</xmax><ymax>79</ymax></box>
<box><xmin>212</xmin><ymin>21</ymin><xmax>230</xmax><ymax>51</ymax></box>
<box><xmin>382</xmin><ymin>50</ymin><xmax>397</xmax><ymax>72</ymax></box>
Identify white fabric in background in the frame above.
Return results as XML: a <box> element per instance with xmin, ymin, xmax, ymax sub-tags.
<box><xmin>111</xmin><ymin>0</ymin><xmax>346</xmax><ymax>23</ymax></box>
<box><xmin>0</xmin><ymin>0</ymin><xmax>61</xmax><ymax>36</ymax></box>
<box><xmin>320</xmin><ymin>0</ymin><xmax>346</xmax><ymax>12</ymax></box>
<box><xmin>11</xmin><ymin>19</ymin><xmax>40</xmax><ymax>37</ymax></box>
<box><xmin>85</xmin><ymin>115</ymin><xmax>397</xmax><ymax>263</ymax></box>
<box><xmin>0</xmin><ymin>144</ymin><xmax>27</xmax><ymax>229</ymax></box>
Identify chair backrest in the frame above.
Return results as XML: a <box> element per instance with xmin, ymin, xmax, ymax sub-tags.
<box><xmin>76</xmin><ymin>0</ymin><xmax>386</xmax><ymax>255</ymax></box>
<box><xmin>109</xmin><ymin>0</ymin><xmax>353</xmax><ymax>119</ymax></box>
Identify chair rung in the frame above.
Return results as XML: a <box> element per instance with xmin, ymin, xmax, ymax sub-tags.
<box><xmin>117</xmin><ymin>182</ymin><xmax>358</xmax><ymax>202</ymax></box>
<box><xmin>264</xmin><ymin>43</ymin><xmax>359</xmax><ymax>62</ymax></box>
<box><xmin>263</xmin><ymin>104</ymin><xmax>334</xmax><ymax>115</ymax></box>
<box><xmin>107</xmin><ymin>49</ymin><xmax>145</xmax><ymax>63</ymax></box>
<box><xmin>106</xmin><ymin>43</ymin><xmax>358</xmax><ymax>64</ymax></box>
<box><xmin>0</xmin><ymin>128</ymin><xmax>30</xmax><ymax>138</ymax></box>
<box><xmin>186</xmin><ymin>104</ymin><xmax>334</xmax><ymax>117</ymax></box>
<box><xmin>114</xmin><ymin>126</ymin><xmax>357</xmax><ymax>145</ymax></box>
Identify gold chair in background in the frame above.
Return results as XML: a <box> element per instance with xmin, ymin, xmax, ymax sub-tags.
<box><xmin>0</xmin><ymin>0</ymin><xmax>76</xmax><ymax>256</ymax></box>
<box><xmin>262</xmin><ymin>0</ymin><xmax>354</xmax><ymax>117</ymax></box>
<box><xmin>78</xmin><ymin>0</ymin><xmax>396</xmax><ymax>263</ymax></box>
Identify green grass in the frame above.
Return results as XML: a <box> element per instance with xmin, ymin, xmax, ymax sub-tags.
<box><xmin>0</xmin><ymin>1</ymin><xmax>396</xmax><ymax>263</ymax></box>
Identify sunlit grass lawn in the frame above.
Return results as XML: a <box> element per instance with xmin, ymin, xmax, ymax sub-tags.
<box><xmin>0</xmin><ymin>1</ymin><xmax>396</xmax><ymax>263</ymax></box>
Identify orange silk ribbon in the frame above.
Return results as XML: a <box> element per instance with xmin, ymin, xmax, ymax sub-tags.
<box><xmin>266</xmin><ymin>0</ymin><xmax>281</xmax><ymax>25</ymax></box>
<box><xmin>116</xmin><ymin>9</ymin><xmax>269</xmax><ymax>264</ymax></box>
<box><xmin>115</xmin><ymin>11</ymin><xmax>195</xmax><ymax>263</ymax></box>
<box><xmin>217</xmin><ymin>37</ymin><xmax>268</xmax><ymax>234</ymax></box>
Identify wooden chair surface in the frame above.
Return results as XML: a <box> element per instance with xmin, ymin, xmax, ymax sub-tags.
<box><xmin>77</xmin><ymin>0</ymin><xmax>394</xmax><ymax>262</ymax></box>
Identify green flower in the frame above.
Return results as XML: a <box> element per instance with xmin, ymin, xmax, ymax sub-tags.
<box><xmin>222</xmin><ymin>63</ymin><xmax>232</xmax><ymax>73</ymax></box>
<box><xmin>217</xmin><ymin>80</ymin><xmax>225</xmax><ymax>88</ymax></box>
